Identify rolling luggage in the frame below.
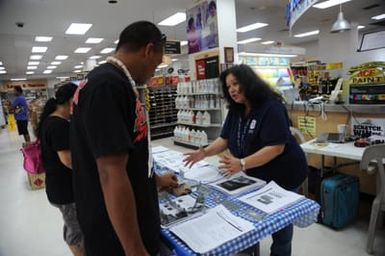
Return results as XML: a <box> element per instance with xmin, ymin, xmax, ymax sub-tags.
<box><xmin>320</xmin><ymin>174</ymin><xmax>359</xmax><ymax>229</ymax></box>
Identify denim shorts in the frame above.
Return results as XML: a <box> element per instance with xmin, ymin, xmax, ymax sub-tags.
<box><xmin>51</xmin><ymin>202</ymin><xmax>83</xmax><ymax>246</ymax></box>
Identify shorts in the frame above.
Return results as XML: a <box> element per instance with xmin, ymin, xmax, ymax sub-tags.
<box><xmin>16</xmin><ymin>120</ymin><xmax>28</xmax><ymax>135</ymax></box>
<box><xmin>51</xmin><ymin>202</ymin><xmax>83</xmax><ymax>246</ymax></box>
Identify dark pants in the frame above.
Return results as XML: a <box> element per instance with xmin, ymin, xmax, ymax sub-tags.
<box><xmin>16</xmin><ymin>120</ymin><xmax>28</xmax><ymax>135</ymax></box>
<box><xmin>270</xmin><ymin>224</ymin><xmax>293</xmax><ymax>256</ymax></box>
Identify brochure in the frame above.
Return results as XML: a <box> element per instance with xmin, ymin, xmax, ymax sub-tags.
<box><xmin>209</xmin><ymin>173</ymin><xmax>266</xmax><ymax>196</ymax></box>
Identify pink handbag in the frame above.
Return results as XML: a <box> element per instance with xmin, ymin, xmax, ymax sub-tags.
<box><xmin>21</xmin><ymin>140</ymin><xmax>45</xmax><ymax>174</ymax></box>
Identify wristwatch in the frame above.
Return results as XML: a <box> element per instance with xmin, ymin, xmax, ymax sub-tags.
<box><xmin>240</xmin><ymin>158</ymin><xmax>246</xmax><ymax>171</ymax></box>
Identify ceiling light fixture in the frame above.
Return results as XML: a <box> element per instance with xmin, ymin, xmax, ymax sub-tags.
<box><xmin>294</xmin><ymin>30</ymin><xmax>320</xmax><ymax>38</ymax></box>
<box><xmin>28</xmin><ymin>61</ymin><xmax>40</xmax><ymax>65</ymax></box>
<box><xmin>158</xmin><ymin>64</ymin><xmax>168</xmax><ymax>68</ymax></box>
<box><xmin>85</xmin><ymin>37</ymin><xmax>104</xmax><ymax>44</ymax></box>
<box><xmin>100</xmin><ymin>48</ymin><xmax>115</xmax><ymax>54</ymax></box>
<box><xmin>74</xmin><ymin>47</ymin><xmax>91</xmax><ymax>53</ymax></box>
<box><xmin>55</xmin><ymin>55</ymin><xmax>68</xmax><ymax>60</ymax></box>
<box><xmin>238</xmin><ymin>52</ymin><xmax>297</xmax><ymax>58</ymax></box>
<box><xmin>330</xmin><ymin>3</ymin><xmax>351</xmax><ymax>33</ymax></box>
<box><xmin>26</xmin><ymin>71</ymin><xmax>35</xmax><ymax>75</ymax></box>
<box><xmin>47</xmin><ymin>66</ymin><xmax>57</xmax><ymax>69</ymax></box>
<box><xmin>56</xmin><ymin>76</ymin><xmax>70</xmax><ymax>80</ymax></box>
<box><xmin>171</xmin><ymin>58</ymin><xmax>178</xmax><ymax>62</ymax></box>
<box><xmin>32</xmin><ymin>46</ymin><xmax>48</xmax><ymax>53</ymax></box>
<box><xmin>98</xmin><ymin>60</ymin><xmax>107</xmax><ymax>64</ymax></box>
<box><xmin>114</xmin><ymin>40</ymin><xmax>119</xmax><ymax>44</ymax></box>
<box><xmin>27</xmin><ymin>66</ymin><xmax>38</xmax><ymax>70</ymax></box>
<box><xmin>35</xmin><ymin>36</ymin><xmax>53</xmax><ymax>42</ymax></box>
<box><xmin>51</xmin><ymin>61</ymin><xmax>62</xmax><ymax>65</ymax></box>
<box><xmin>371</xmin><ymin>13</ymin><xmax>385</xmax><ymax>20</ymax></box>
<box><xmin>0</xmin><ymin>71</ymin><xmax>7</xmax><ymax>74</ymax></box>
<box><xmin>261</xmin><ymin>41</ymin><xmax>275</xmax><ymax>45</ymax></box>
<box><xmin>158</xmin><ymin>12</ymin><xmax>186</xmax><ymax>26</ymax></box>
<box><xmin>0</xmin><ymin>61</ymin><xmax>3</xmax><ymax>65</ymax></box>
<box><xmin>43</xmin><ymin>70</ymin><xmax>52</xmax><ymax>74</ymax></box>
<box><xmin>30</xmin><ymin>55</ymin><xmax>43</xmax><ymax>60</ymax></box>
<box><xmin>0</xmin><ymin>67</ymin><xmax>5</xmax><ymax>70</ymax></box>
<box><xmin>65</xmin><ymin>23</ymin><xmax>93</xmax><ymax>35</ymax></box>
<box><xmin>313</xmin><ymin>0</ymin><xmax>351</xmax><ymax>9</ymax></box>
<box><xmin>89</xmin><ymin>55</ymin><xmax>101</xmax><ymax>59</ymax></box>
<box><xmin>180</xmin><ymin>40</ymin><xmax>188</xmax><ymax>46</ymax></box>
<box><xmin>74</xmin><ymin>65</ymin><xmax>83</xmax><ymax>69</ymax></box>
<box><xmin>74</xmin><ymin>70</ymin><xmax>82</xmax><ymax>73</ymax></box>
<box><xmin>236</xmin><ymin>22</ymin><xmax>268</xmax><ymax>33</ymax></box>
<box><xmin>358</xmin><ymin>25</ymin><xmax>365</xmax><ymax>30</ymax></box>
<box><xmin>237</xmin><ymin>37</ymin><xmax>261</xmax><ymax>44</ymax></box>
<box><xmin>11</xmin><ymin>78</ymin><xmax>27</xmax><ymax>81</ymax></box>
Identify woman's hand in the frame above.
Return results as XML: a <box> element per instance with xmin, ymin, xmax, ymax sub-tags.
<box><xmin>183</xmin><ymin>147</ymin><xmax>206</xmax><ymax>168</ymax></box>
<box><xmin>218</xmin><ymin>155</ymin><xmax>242</xmax><ymax>177</ymax></box>
<box><xmin>156</xmin><ymin>173</ymin><xmax>178</xmax><ymax>191</ymax></box>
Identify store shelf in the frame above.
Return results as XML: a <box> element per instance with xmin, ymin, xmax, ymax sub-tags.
<box><xmin>177</xmin><ymin>92</ymin><xmax>221</xmax><ymax>96</ymax></box>
<box><xmin>177</xmin><ymin>122</ymin><xmax>222</xmax><ymax>128</ymax></box>
<box><xmin>151</xmin><ymin>122</ymin><xmax>177</xmax><ymax>129</ymax></box>
<box><xmin>176</xmin><ymin>107</ymin><xmax>221</xmax><ymax>111</ymax></box>
<box><xmin>173</xmin><ymin>139</ymin><xmax>209</xmax><ymax>149</ymax></box>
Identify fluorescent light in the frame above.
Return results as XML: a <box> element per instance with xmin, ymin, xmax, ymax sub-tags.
<box><xmin>158</xmin><ymin>64</ymin><xmax>168</xmax><ymax>68</ymax></box>
<box><xmin>0</xmin><ymin>61</ymin><xmax>3</xmax><ymax>65</ymax></box>
<box><xmin>35</xmin><ymin>36</ymin><xmax>53</xmax><ymax>42</ymax></box>
<box><xmin>65</xmin><ymin>23</ymin><xmax>92</xmax><ymax>35</ymax></box>
<box><xmin>294</xmin><ymin>30</ymin><xmax>320</xmax><ymax>38</ymax></box>
<box><xmin>0</xmin><ymin>70</ymin><xmax>7</xmax><ymax>74</ymax></box>
<box><xmin>30</xmin><ymin>55</ymin><xmax>43</xmax><ymax>60</ymax></box>
<box><xmin>371</xmin><ymin>14</ymin><xmax>385</xmax><ymax>20</ymax></box>
<box><xmin>28</xmin><ymin>61</ymin><xmax>40</xmax><ymax>65</ymax></box>
<box><xmin>74</xmin><ymin>47</ymin><xmax>91</xmax><ymax>53</ymax></box>
<box><xmin>51</xmin><ymin>61</ymin><xmax>62</xmax><ymax>65</ymax></box>
<box><xmin>47</xmin><ymin>66</ymin><xmax>57</xmax><ymax>69</ymax></box>
<box><xmin>32</xmin><ymin>46</ymin><xmax>48</xmax><ymax>53</ymax></box>
<box><xmin>358</xmin><ymin>25</ymin><xmax>365</xmax><ymax>30</ymax></box>
<box><xmin>74</xmin><ymin>65</ymin><xmax>83</xmax><ymax>69</ymax></box>
<box><xmin>98</xmin><ymin>60</ymin><xmax>107</xmax><ymax>64</ymax></box>
<box><xmin>85</xmin><ymin>37</ymin><xmax>104</xmax><ymax>44</ymax></box>
<box><xmin>89</xmin><ymin>55</ymin><xmax>101</xmax><ymax>59</ymax></box>
<box><xmin>158</xmin><ymin>12</ymin><xmax>186</xmax><ymax>26</ymax></box>
<box><xmin>11</xmin><ymin>78</ymin><xmax>27</xmax><ymax>81</ymax></box>
<box><xmin>114</xmin><ymin>40</ymin><xmax>119</xmax><ymax>44</ymax></box>
<box><xmin>27</xmin><ymin>66</ymin><xmax>38</xmax><ymax>70</ymax></box>
<box><xmin>74</xmin><ymin>70</ymin><xmax>82</xmax><ymax>73</ymax></box>
<box><xmin>261</xmin><ymin>40</ymin><xmax>275</xmax><ymax>45</ymax></box>
<box><xmin>56</xmin><ymin>76</ymin><xmax>69</xmax><ymax>79</ymax></box>
<box><xmin>55</xmin><ymin>55</ymin><xmax>68</xmax><ymax>60</ymax></box>
<box><xmin>313</xmin><ymin>0</ymin><xmax>351</xmax><ymax>9</ymax></box>
<box><xmin>238</xmin><ymin>52</ymin><xmax>297</xmax><ymax>58</ymax></box>
<box><xmin>0</xmin><ymin>67</ymin><xmax>4</xmax><ymax>70</ymax></box>
<box><xmin>26</xmin><ymin>71</ymin><xmax>35</xmax><ymax>75</ymax></box>
<box><xmin>171</xmin><ymin>58</ymin><xmax>178</xmax><ymax>62</ymax></box>
<box><xmin>180</xmin><ymin>40</ymin><xmax>188</xmax><ymax>46</ymax></box>
<box><xmin>100</xmin><ymin>48</ymin><xmax>115</xmax><ymax>54</ymax></box>
<box><xmin>43</xmin><ymin>70</ymin><xmax>52</xmax><ymax>74</ymax></box>
<box><xmin>237</xmin><ymin>22</ymin><xmax>268</xmax><ymax>33</ymax></box>
<box><xmin>237</xmin><ymin>37</ymin><xmax>261</xmax><ymax>44</ymax></box>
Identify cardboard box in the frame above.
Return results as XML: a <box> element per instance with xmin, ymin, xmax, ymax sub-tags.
<box><xmin>27</xmin><ymin>172</ymin><xmax>45</xmax><ymax>190</ymax></box>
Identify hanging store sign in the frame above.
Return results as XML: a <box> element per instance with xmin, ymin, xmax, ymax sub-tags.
<box><xmin>349</xmin><ymin>68</ymin><xmax>385</xmax><ymax>85</ymax></box>
<box><xmin>286</xmin><ymin>0</ymin><xmax>319</xmax><ymax>30</ymax></box>
<box><xmin>165</xmin><ymin>41</ymin><xmax>181</xmax><ymax>54</ymax></box>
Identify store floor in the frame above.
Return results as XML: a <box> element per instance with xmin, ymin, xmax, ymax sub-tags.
<box><xmin>0</xmin><ymin>129</ymin><xmax>384</xmax><ymax>256</ymax></box>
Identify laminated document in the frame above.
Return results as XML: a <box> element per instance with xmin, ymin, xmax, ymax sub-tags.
<box><xmin>169</xmin><ymin>205</ymin><xmax>255</xmax><ymax>254</ymax></box>
<box><xmin>238</xmin><ymin>181</ymin><xmax>304</xmax><ymax>214</ymax></box>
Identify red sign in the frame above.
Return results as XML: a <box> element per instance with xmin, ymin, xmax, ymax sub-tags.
<box><xmin>196</xmin><ymin>59</ymin><xmax>206</xmax><ymax>80</ymax></box>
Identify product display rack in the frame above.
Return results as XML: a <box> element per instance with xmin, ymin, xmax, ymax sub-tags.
<box><xmin>174</xmin><ymin>78</ymin><xmax>224</xmax><ymax>149</ymax></box>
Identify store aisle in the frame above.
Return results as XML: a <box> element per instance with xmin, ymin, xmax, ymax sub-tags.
<box><xmin>0</xmin><ymin>130</ymin><xmax>384</xmax><ymax>256</ymax></box>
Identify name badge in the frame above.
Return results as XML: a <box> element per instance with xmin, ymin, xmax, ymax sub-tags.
<box><xmin>250</xmin><ymin>119</ymin><xmax>257</xmax><ymax>130</ymax></box>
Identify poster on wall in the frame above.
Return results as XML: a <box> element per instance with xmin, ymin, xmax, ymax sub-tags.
<box><xmin>351</xmin><ymin>117</ymin><xmax>385</xmax><ymax>137</ymax></box>
<box><xmin>187</xmin><ymin>0</ymin><xmax>218</xmax><ymax>54</ymax></box>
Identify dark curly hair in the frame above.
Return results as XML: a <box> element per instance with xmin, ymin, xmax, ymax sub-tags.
<box><xmin>219</xmin><ymin>64</ymin><xmax>282</xmax><ymax>113</ymax></box>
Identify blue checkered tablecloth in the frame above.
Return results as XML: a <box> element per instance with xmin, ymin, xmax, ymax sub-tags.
<box><xmin>153</xmin><ymin>150</ymin><xmax>320</xmax><ymax>256</ymax></box>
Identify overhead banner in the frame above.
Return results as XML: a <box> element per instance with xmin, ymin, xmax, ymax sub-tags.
<box><xmin>286</xmin><ymin>0</ymin><xmax>319</xmax><ymax>30</ymax></box>
<box><xmin>351</xmin><ymin>118</ymin><xmax>385</xmax><ymax>137</ymax></box>
<box><xmin>187</xmin><ymin>0</ymin><xmax>218</xmax><ymax>54</ymax></box>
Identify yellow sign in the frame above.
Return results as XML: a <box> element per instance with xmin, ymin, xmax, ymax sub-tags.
<box><xmin>298</xmin><ymin>116</ymin><xmax>316</xmax><ymax>137</ymax></box>
<box><xmin>349</xmin><ymin>68</ymin><xmax>385</xmax><ymax>85</ymax></box>
<box><xmin>326</xmin><ymin>62</ymin><xmax>343</xmax><ymax>70</ymax></box>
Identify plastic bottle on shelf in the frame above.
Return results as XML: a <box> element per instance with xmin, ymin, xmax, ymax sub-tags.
<box><xmin>202</xmin><ymin>131</ymin><xmax>208</xmax><ymax>145</ymax></box>
<box><xmin>189</xmin><ymin>111</ymin><xmax>194</xmax><ymax>124</ymax></box>
<box><xmin>203</xmin><ymin>111</ymin><xmax>211</xmax><ymax>125</ymax></box>
<box><xmin>177</xmin><ymin>110</ymin><xmax>181</xmax><ymax>122</ymax></box>
<box><xmin>192</xmin><ymin>111</ymin><xmax>196</xmax><ymax>124</ymax></box>
<box><xmin>196</xmin><ymin>111</ymin><xmax>203</xmax><ymax>125</ymax></box>
<box><xmin>190</xmin><ymin>129</ymin><xmax>197</xmax><ymax>144</ymax></box>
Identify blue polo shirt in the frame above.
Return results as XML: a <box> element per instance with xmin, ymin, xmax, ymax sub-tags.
<box><xmin>220</xmin><ymin>99</ymin><xmax>307</xmax><ymax>190</ymax></box>
<box><xmin>12</xmin><ymin>96</ymin><xmax>28</xmax><ymax>121</ymax></box>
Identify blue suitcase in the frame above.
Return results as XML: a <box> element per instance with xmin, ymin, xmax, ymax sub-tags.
<box><xmin>320</xmin><ymin>174</ymin><xmax>359</xmax><ymax>229</ymax></box>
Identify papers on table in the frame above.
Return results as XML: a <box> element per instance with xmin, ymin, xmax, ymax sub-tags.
<box><xmin>182</xmin><ymin>165</ymin><xmax>223</xmax><ymax>184</ymax></box>
<box><xmin>238</xmin><ymin>181</ymin><xmax>304</xmax><ymax>214</ymax></box>
<box><xmin>209</xmin><ymin>173</ymin><xmax>266</xmax><ymax>196</ymax></box>
<box><xmin>169</xmin><ymin>205</ymin><xmax>255</xmax><ymax>254</ymax></box>
<box><xmin>151</xmin><ymin>146</ymin><xmax>208</xmax><ymax>173</ymax></box>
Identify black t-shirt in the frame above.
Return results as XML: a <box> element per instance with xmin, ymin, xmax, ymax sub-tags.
<box><xmin>40</xmin><ymin>116</ymin><xmax>74</xmax><ymax>204</ymax></box>
<box><xmin>220</xmin><ymin>99</ymin><xmax>308</xmax><ymax>190</ymax></box>
<box><xmin>70</xmin><ymin>63</ymin><xmax>160</xmax><ymax>256</ymax></box>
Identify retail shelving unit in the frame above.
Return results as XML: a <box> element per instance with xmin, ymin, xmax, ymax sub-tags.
<box><xmin>174</xmin><ymin>78</ymin><xmax>224</xmax><ymax>149</ymax></box>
